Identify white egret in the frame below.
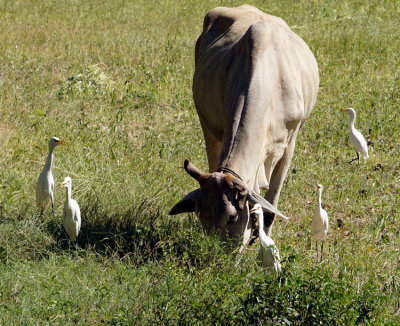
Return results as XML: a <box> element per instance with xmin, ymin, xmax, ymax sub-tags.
<box><xmin>36</xmin><ymin>137</ymin><xmax>66</xmax><ymax>218</ymax></box>
<box><xmin>250</xmin><ymin>203</ymin><xmax>281</xmax><ymax>273</ymax></box>
<box><xmin>61</xmin><ymin>177</ymin><xmax>81</xmax><ymax>243</ymax></box>
<box><xmin>311</xmin><ymin>184</ymin><xmax>329</xmax><ymax>262</ymax></box>
<box><xmin>342</xmin><ymin>107</ymin><xmax>369</xmax><ymax>163</ymax></box>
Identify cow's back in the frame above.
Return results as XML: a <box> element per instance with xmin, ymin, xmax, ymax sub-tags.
<box><xmin>193</xmin><ymin>5</ymin><xmax>318</xmax><ymax>142</ymax></box>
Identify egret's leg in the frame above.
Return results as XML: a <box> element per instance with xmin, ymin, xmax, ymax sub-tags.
<box><xmin>316</xmin><ymin>241</ymin><xmax>319</xmax><ymax>262</ymax></box>
<box><xmin>320</xmin><ymin>241</ymin><xmax>324</xmax><ymax>262</ymax></box>
<box><xmin>50</xmin><ymin>195</ymin><xmax>56</xmax><ymax>219</ymax></box>
<box><xmin>350</xmin><ymin>151</ymin><xmax>359</xmax><ymax>163</ymax></box>
<box><xmin>62</xmin><ymin>230</ymin><xmax>70</xmax><ymax>248</ymax></box>
<box><xmin>51</xmin><ymin>198</ymin><xmax>56</xmax><ymax>219</ymax></box>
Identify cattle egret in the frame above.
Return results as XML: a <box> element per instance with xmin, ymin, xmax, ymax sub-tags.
<box><xmin>61</xmin><ymin>177</ymin><xmax>81</xmax><ymax>243</ymax></box>
<box><xmin>311</xmin><ymin>184</ymin><xmax>329</xmax><ymax>262</ymax></box>
<box><xmin>342</xmin><ymin>108</ymin><xmax>369</xmax><ymax>163</ymax></box>
<box><xmin>250</xmin><ymin>203</ymin><xmax>281</xmax><ymax>273</ymax></box>
<box><xmin>36</xmin><ymin>137</ymin><xmax>66</xmax><ymax>218</ymax></box>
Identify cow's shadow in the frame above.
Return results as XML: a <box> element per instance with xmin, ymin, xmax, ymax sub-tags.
<box><xmin>45</xmin><ymin>197</ymin><xmax>233</xmax><ymax>268</ymax></box>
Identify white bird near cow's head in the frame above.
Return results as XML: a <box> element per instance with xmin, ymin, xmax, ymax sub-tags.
<box><xmin>61</xmin><ymin>177</ymin><xmax>81</xmax><ymax>243</ymax></box>
<box><xmin>36</xmin><ymin>137</ymin><xmax>66</xmax><ymax>218</ymax></box>
<box><xmin>342</xmin><ymin>108</ymin><xmax>369</xmax><ymax>163</ymax></box>
<box><xmin>311</xmin><ymin>184</ymin><xmax>329</xmax><ymax>262</ymax></box>
<box><xmin>250</xmin><ymin>203</ymin><xmax>281</xmax><ymax>273</ymax></box>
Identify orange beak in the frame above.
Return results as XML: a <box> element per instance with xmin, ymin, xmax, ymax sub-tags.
<box><xmin>250</xmin><ymin>207</ymin><xmax>258</xmax><ymax>214</ymax></box>
<box><xmin>57</xmin><ymin>139</ymin><xmax>66</xmax><ymax>145</ymax></box>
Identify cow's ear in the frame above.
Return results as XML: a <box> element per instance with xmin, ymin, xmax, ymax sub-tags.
<box><xmin>169</xmin><ymin>189</ymin><xmax>200</xmax><ymax>215</ymax></box>
<box><xmin>236</xmin><ymin>188</ymin><xmax>248</xmax><ymax>211</ymax></box>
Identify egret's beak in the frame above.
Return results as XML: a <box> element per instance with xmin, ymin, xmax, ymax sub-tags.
<box><xmin>250</xmin><ymin>207</ymin><xmax>258</xmax><ymax>214</ymax></box>
<box><xmin>341</xmin><ymin>108</ymin><xmax>348</xmax><ymax>113</ymax></box>
<box><xmin>57</xmin><ymin>140</ymin><xmax>66</xmax><ymax>145</ymax></box>
<box><xmin>61</xmin><ymin>182</ymin><xmax>67</xmax><ymax>188</ymax></box>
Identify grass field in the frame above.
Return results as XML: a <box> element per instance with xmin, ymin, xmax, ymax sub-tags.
<box><xmin>0</xmin><ymin>0</ymin><xmax>399</xmax><ymax>324</ymax></box>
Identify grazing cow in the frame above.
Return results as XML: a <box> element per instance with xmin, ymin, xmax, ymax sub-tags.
<box><xmin>170</xmin><ymin>5</ymin><xmax>319</xmax><ymax>246</ymax></box>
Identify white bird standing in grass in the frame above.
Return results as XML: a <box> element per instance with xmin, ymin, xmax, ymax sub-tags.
<box><xmin>61</xmin><ymin>177</ymin><xmax>81</xmax><ymax>243</ymax></box>
<box><xmin>342</xmin><ymin>107</ymin><xmax>369</xmax><ymax>163</ymax></box>
<box><xmin>36</xmin><ymin>137</ymin><xmax>66</xmax><ymax>218</ymax></box>
<box><xmin>311</xmin><ymin>184</ymin><xmax>329</xmax><ymax>262</ymax></box>
<box><xmin>250</xmin><ymin>203</ymin><xmax>281</xmax><ymax>273</ymax></box>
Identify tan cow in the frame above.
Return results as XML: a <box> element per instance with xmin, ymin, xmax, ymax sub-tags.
<box><xmin>170</xmin><ymin>5</ymin><xmax>319</xmax><ymax>246</ymax></box>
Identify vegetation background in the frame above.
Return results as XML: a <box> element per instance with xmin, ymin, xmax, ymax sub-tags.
<box><xmin>0</xmin><ymin>0</ymin><xmax>399</xmax><ymax>324</ymax></box>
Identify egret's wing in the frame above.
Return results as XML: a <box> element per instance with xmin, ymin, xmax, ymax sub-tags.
<box><xmin>73</xmin><ymin>200</ymin><xmax>81</xmax><ymax>222</ymax></box>
<box><xmin>322</xmin><ymin>210</ymin><xmax>329</xmax><ymax>231</ymax></box>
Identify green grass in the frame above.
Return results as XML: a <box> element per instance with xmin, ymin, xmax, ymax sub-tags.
<box><xmin>0</xmin><ymin>0</ymin><xmax>399</xmax><ymax>324</ymax></box>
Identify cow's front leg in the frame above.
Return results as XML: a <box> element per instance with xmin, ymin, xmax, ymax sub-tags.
<box><xmin>264</xmin><ymin>124</ymin><xmax>301</xmax><ymax>236</ymax></box>
<box><xmin>199</xmin><ymin>118</ymin><xmax>223</xmax><ymax>173</ymax></box>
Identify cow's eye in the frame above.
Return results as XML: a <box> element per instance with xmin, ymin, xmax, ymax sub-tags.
<box><xmin>227</xmin><ymin>214</ymin><xmax>239</xmax><ymax>224</ymax></box>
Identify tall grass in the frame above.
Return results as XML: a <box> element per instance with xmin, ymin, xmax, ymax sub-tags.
<box><xmin>0</xmin><ymin>0</ymin><xmax>399</xmax><ymax>324</ymax></box>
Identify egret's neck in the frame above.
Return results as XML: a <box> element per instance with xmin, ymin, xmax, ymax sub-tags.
<box><xmin>318</xmin><ymin>190</ymin><xmax>322</xmax><ymax>208</ymax></box>
<box><xmin>44</xmin><ymin>146</ymin><xmax>55</xmax><ymax>170</ymax></box>
<box><xmin>65</xmin><ymin>186</ymin><xmax>71</xmax><ymax>204</ymax></box>
<box><xmin>258</xmin><ymin>213</ymin><xmax>264</xmax><ymax>231</ymax></box>
<box><xmin>348</xmin><ymin>113</ymin><xmax>356</xmax><ymax>130</ymax></box>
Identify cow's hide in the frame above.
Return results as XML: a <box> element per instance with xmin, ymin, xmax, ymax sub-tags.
<box><xmin>170</xmin><ymin>5</ymin><xmax>319</xmax><ymax>247</ymax></box>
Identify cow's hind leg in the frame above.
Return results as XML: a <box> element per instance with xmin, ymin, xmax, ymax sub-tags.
<box><xmin>264</xmin><ymin>125</ymin><xmax>301</xmax><ymax>237</ymax></box>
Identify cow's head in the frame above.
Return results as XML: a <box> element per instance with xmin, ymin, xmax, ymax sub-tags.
<box><xmin>169</xmin><ymin>160</ymin><xmax>288</xmax><ymax>241</ymax></box>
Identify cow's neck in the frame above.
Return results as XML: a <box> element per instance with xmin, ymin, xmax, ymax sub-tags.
<box><xmin>217</xmin><ymin>166</ymin><xmax>243</xmax><ymax>181</ymax></box>
<box><xmin>218</xmin><ymin>100</ymin><xmax>266</xmax><ymax>186</ymax></box>
<box><xmin>219</xmin><ymin>146</ymin><xmax>263</xmax><ymax>187</ymax></box>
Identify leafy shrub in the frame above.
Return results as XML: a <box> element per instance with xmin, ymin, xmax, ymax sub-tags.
<box><xmin>237</xmin><ymin>265</ymin><xmax>381</xmax><ymax>325</ymax></box>
<box><xmin>57</xmin><ymin>64</ymin><xmax>113</xmax><ymax>99</ymax></box>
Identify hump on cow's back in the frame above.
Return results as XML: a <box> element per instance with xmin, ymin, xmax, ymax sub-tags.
<box><xmin>204</xmin><ymin>5</ymin><xmax>290</xmax><ymax>33</ymax></box>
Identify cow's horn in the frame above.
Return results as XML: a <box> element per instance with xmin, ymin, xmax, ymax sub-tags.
<box><xmin>246</xmin><ymin>190</ymin><xmax>289</xmax><ymax>220</ymax></box>
<box><xmin>184</xmin><ymin>159</ymin><xmax>204</xmax><ymax>181</ymax></box>
<box><xmin>231</xmin><ymin>177</ymin><xmax>288</xmax><ymax>219</ymax></box>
